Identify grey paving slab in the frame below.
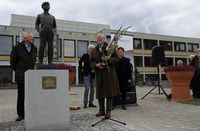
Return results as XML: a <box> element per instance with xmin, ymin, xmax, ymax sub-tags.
<box><xmin>0</xmin><ymin>86</ymin><xmax>200</xmax><ymax>131</ymax></box>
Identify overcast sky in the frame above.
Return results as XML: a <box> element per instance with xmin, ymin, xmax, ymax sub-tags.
<box><xmin>1</xmin><ymin>0</ymin><xmax>200</xmax><ymax>38</ymax></box>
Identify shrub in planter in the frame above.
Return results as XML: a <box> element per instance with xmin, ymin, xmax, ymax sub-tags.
<box><xmin>164</xmin><ymin>65</ymin><xmax>195</xmax><ymax>72</ymax></box>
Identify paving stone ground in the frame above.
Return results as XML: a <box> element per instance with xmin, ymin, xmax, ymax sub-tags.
<box><xmin>0</xmin><ymin>86</ymin><xmax>200</xmax><ymax>131</ymax></box>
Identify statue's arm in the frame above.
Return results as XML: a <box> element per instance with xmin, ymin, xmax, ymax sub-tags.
<box><xmin>53</xmin><ymin>16</ymin><xmax>57</xmax><ymax>33</ymax></box>
<box><xmin>35</xmin><ymin>14</ymin><xmax>40</xmax><ymax>33</ymax></box>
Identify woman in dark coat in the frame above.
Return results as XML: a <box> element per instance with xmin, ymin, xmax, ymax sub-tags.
<box><xmin>113</xmin><ymin>47</ymin><xmax>132</xmax><ymax>110</ymax></box>
<box><xmin>190</xmin><ymin>48</ymin><xmax>200</xmax><ymax>98</ymax></box>
<box><xmin>91</xmin><ymin>33</ymin><xmax>120</xmax><ymax>119</ymax></box>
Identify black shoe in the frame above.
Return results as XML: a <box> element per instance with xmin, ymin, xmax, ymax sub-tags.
<box><xmin>89</xmin><ymin>103</ymin><xmax>97</xmax><ymax>107</ymax></box>
<box><xmin>112</xmin><ymin>105</ymin><xmax>115</xmax><ymax>110</ymax></box>
<box><xmin>83</xmin><ymin>104</ymin><xmax>87</xmax><ymax>108</ymax></box>
<box><xmin>122</xmin><ymin>105</ymin><xmax>127</xmax><ymax>110</ymax></box>
<box><xmin>193</xmin><ymin>95</ymin><xmax>197</xmax><ymax>98</ymax></box>
<box><xmin>167</xmin><ymin>94</ymin><xmax>172</xmax><ymax>101</ymax></box>
<box><xmin>15</xmin><ymin>116</ymin><xmax>24</xmax><ymax>121</ymax></box>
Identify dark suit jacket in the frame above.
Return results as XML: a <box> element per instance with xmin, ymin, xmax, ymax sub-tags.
<box><xmin>190</xmin><ymin>55</ymin><xmax>199</xmax><ymax>69</ymax></box>
<box><xmin>79</xmin><ymin>53</ymin><xmax>95</xmax><ymax>77</ymax></box>
<box><xmin>35</xmin><ymin>12</ymin><xmax>57</xmax><ymax>33</ymax></box>
<box><xmin>10</xmin><ymin>42</ymin><xmax>37</xmax><ymax>83</ymax></box>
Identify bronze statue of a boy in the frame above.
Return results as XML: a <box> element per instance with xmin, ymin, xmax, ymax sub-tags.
<box><xmin>35</xmin><ymin>1</ymin><xmax>57</xmax><ymax>64</ymax></box>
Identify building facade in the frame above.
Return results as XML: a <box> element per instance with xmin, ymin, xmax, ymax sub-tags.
<box><xmin>0</xmin><ymin>14</ymin><xmax>199</xmax><ymax>87</ymax></box>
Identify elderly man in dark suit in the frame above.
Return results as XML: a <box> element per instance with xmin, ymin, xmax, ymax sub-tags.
<box><xmin>35</xmin><ymin>1</ymin><xmax>57</xmax><ymax>64</ymax></box>
<box><xmin>10</xmin><ymin>32</ymin><xmax>37</xmax><ymax>121</ymax></box>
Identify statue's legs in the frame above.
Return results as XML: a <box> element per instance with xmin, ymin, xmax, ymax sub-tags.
<box><xmin>46</xmin><ymin>33</ymin><xmax>54</xmax><ymax>64</ymax></box>
<box><xmin>39</xmin><ymin>31</ymin><xmax>54</xmax><ymax>64</ymax></box>
<box><xmin>39</xmin><ymin>33</ymin><xmax>46</xmax><ymax>64</ymax></box>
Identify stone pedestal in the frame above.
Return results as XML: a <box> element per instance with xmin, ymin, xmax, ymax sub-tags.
<box><xmin>25</xmin><ymin>70</ymin><xmax>69</xmax><ymax>131</ymax></box>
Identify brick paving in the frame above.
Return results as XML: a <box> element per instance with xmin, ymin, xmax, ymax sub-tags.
<box><xmin>0</xmin><ymin>86</ymin><xmax>200</xmax><ymax>131</ymax></box>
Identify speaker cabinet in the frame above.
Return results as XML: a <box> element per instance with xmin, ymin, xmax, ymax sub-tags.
<box><xmin>114</xmin><ymin>85</ymin><xmax>137</xmax><ymax>106</ymax></box>
<box><xmin>152</xmin><ymin>46</ymin><xmax>165</xmax><ymax>66</ymax></box>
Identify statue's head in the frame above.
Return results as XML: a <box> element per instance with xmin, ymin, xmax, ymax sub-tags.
<box><xmin>41</xmin><ymin>1</ymin><xmax>50</xmax><ymax>11</ymax></box>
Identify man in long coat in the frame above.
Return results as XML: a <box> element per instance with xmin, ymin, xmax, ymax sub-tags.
<box><xmin>10</xmin><ymin>32</ymin><xmax>37</xmax><ymax>121</ymax></box>
<box><xmin>91</xmin><ymin>33</ymin><xmax>120</xmax><ymax>119</ymax></box>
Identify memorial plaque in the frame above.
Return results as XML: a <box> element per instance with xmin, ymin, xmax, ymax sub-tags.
<box><xmin>42</xmin><ymin>76</ymin><xmax>56</xmax><ymax>89</ymax></box>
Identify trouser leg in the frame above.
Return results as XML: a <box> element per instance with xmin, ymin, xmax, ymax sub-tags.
<box><xmin>121</xmin><ymin>92</ymin><xmax>127</xmax><ymax>106</ymax></box>
<box><xmin>112</xmin><ymin>96</ymin><xmax>118</xmax><ymax>109</ymax></box>
<box><xmin>106</xmin><ymin>97</ymin><xmax>112</xmax><ymax>113</ymax></box>
<box><xmin>83</xmin><ymin>76</ymin><xmax>90</xmax><ymax>105</ymax></box>
<box><xmin>98</xmin><ymin>98</ymin><xmax>105</xmax><ymax>113</ymax></box>
<box><xmin>89</xmin><ymin>77</ymin><xmax>95</xmax><ymax>104</ymax></box>
<box><xmin>17</xmin><ymin>82</ymin><xmax>24</xmax><ymax>117</ymax></box>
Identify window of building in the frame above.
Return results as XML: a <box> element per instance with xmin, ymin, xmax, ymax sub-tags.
<box><xmin>106</xmin><ymin>35</ymin><xmax>111</xmax><ymax>43</ymax></box>
<box><xmin>188</xmin><ymin>43</ymin><xmax>199</xmax><ymax>52</ymax></box>
<box><xmin>165</xmin><ymin>57</ymin><xmax>173</xmax><ymax>66</ymax></box>
<box><xmin>133</xmin><ymin>38</ymin><xmax>142</xmax><ymax>49</ymax></box>
<box><xmin>144</xmin><ymin>56</ymin><xmax>153</xmax><ymax>67</ymax></box>
<box><xmin>52</xmin><ymin>34</ymin><xmax>61</xmax><ymax>59</ymax></box>
<box><xmin>64</xmin><ymin>40</ymin><xmax>75</xmax><ymax>57</ymax></box>
<box><xmin>16</xmin><ymin>36</ymin><xmax>22</xmax><ymax>43</ymax></box>
<box><xmin>32</xmin><ymin>37</ymin><xmax>40</xmax><ymax>49</ymax></box>
<box><xmin>174</xmin><ymin>42</ymin><xmax>186</xmax><ymax>51</ymax></box>
<box><xmin>0</xmin><ymin>35</ymin><xmax>13</xmax><ymax>55</ymax></box>
<box><xmin>162</xmin><ymin>74</ymin><xmax>168</xmax><ymax>80</ymax></box>
<box><xmin>134</xmin><ymin>56</ymin><xmax>143</xmax><ymax>67</ymax></box>
<box><xmin>159</xmin><ymin>40</ymin><xmax>172</xmax><ymax>51</ymax></box>
<box><xmin>77</xmin><ymin>40</ymin><xmax>88</xmax><ymax>58</ymax></box>
<box><xmin>58</xmin><ymin>39</ymin><xmax>62</xmax><ymax>57</ymax></box>
<box><xmin>143</xmin><ymin>39</ymin><xmax>157</xmax><ymax>50</ymax></box>
<box><xmin>145</xmin><ymin>74</ymin><xmax>157</xmax><ymax>86</ymax></box>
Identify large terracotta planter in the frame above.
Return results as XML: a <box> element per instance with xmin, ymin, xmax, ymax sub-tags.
<box><xmin>166</xmin><ymin>71</ymin><xmax>194</xmax><ymax>101</ymax></box>
<box><xmin>69</xmin><ymin>71</ymin><xmax>76</xmax><ymax>88</ymax></box>
<box><xmin>57</xmin><ymin>63</ymin><xmax>76</xmax><ymax>89</ymax></box>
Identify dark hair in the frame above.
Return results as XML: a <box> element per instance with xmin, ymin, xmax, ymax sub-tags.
<box><xmin>117</xmin><ymin>47</ymin><xmax>124</xmax><ymax>52</ymax></box>
<box><xmin>41</xmin><ymin>1</ymin><xmax>50</xmax><ymax>8</ymax></box>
